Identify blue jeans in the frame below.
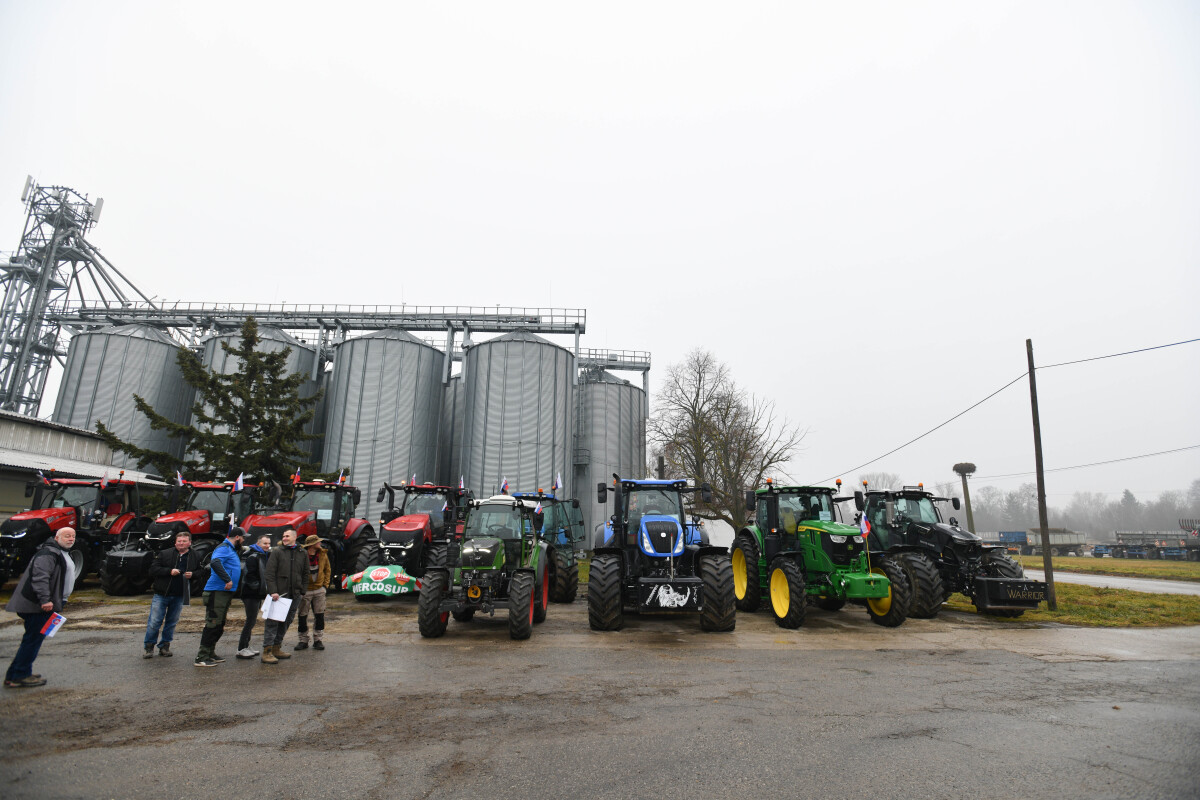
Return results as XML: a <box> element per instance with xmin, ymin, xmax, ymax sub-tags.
<box><xmin>144</xmin><ymin>593</ymin><xmax>185</xmax><ymax>648</ymax></box>
<box><xmin>6</xmin><ymin>611</ymin><xmax>52</xmax><ymax>682</ymax></box>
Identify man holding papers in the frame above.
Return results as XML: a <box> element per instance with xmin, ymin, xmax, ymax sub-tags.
<box><xmin>261</xmin><ymin>527</ymin><xmax>308</xmax><ymax>665</ymax></box>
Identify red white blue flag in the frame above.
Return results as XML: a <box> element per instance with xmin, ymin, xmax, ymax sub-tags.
<box><xmin>234</xmin><ymin>472</ymin><xmax>244</xmax><ymax>492</ymax></box>
<box><xmin>500</xmin><ymin>476</ymin><xmax>509</xmax><ymax>494</ymax></box>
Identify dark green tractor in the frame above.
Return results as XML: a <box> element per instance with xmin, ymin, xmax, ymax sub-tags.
<box><xmin>730</xmin><ymin>481</ymin><xmax>911</xmax><ymax>628</ymax></box>
<box><xmin>417</xmin><ymin>494</ymin><xmax>552</xmax><ymax>640</ymax></box>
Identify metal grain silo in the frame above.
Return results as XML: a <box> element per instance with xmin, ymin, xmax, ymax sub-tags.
<box><xmin>575</xmin><ymin>368</ymin><xmax>646</xmax><ymax>547</ymax></box>
<box><xmin>438</xmin><ymin>374</ymin><xmax>463</xmax><ymax>487</ymax></box>
<box><xmin>195</xmin><ymin>327</ymin><xmax>325</xmax><ymax>462</ymax></box>
<box><xmin>52</xmin><ymin>324</ymin><xmax>194</xmax><ymax>469</ymax></box>
<box><xmin>459</xmin><ymin>330</ymin><xmax>575</xmax><ymax>500</ymax></box>
<box><xmin>321</xmin><ymin>329</ymin><xmax>443</xmax><ymax>521</ymax></box>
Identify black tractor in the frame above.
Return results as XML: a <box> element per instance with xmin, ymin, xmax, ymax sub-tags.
<box><xmin>862</xmin><ymin>484</ymin><xmax>1047</xmax><ymax>618</ymax></box>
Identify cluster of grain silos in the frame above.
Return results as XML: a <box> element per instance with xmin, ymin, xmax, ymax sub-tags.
<box><xmin>52</xmin><ymin>323</ymin><xmax>647</xmax><ymax>533</ymax></box>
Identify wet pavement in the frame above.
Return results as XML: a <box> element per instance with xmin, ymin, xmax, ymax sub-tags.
<box><xmin>1</xmin><ymin>587</ymin><xmax>1199</xmax><ymax>799</ymax></box>
<box><xmin>1026</xmin><ymin>569</ymin><xmax>1200</xmax><ymax>596</ymax></box>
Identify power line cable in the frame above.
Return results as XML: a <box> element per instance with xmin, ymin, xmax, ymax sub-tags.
<box><xmin>1038</xmin><ymin>337</ymin><xmax>1200</xmax><ymax>369</ymax></box>
<box><xmin>972</xmin><ymin>444</ymin><xmax>1200</xmax><ymax>481</ymax></box>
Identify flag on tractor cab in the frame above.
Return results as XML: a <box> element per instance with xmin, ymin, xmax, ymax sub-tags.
<box><xmin>292</xmin><ymin>466</ymin><xmax>301</xmax><ymax>484</ymax></box>
<box><xmin>234</xmin><ymin>473</ymin><xmax>244</xmax><ymax>492</ymax></box>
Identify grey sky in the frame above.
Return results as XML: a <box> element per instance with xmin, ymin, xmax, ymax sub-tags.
<box><xmin>1</xmin><ymin>2</ymin><xmax>1197</xmax><ymax>505</ymax></box>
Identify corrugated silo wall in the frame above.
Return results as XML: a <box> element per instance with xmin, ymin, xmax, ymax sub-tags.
<box><xmin>459</xmin><ymin>332</ymin><xmax>575</xmax><ymax>500</ymax></box>
<box><xmin>198</xmin><ymin>328</ymin><xmax>324</xmax><ymax>463</ymax></box>
<box><xmin>52</xmin><ymin>325</ymin><xmax>194</xmax><ymax>470</ymax></box>
<box><xmin>437</xmin><ymin>375</ymin><xmax>463</xmax><ymax>487</ymax></box>
<box><xmin>575</xmin><ymin>371</ymin><xmax>646</xmax><ymax>548</ymax></box>
<box><xmin>321</xmin><ymin>331</ymin><xmax>443</xmax><ymax>522</ymax></box>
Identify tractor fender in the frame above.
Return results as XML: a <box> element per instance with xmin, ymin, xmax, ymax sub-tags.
<box><xmin>108</xmin><ymin>512</ymin><xmax>138</xmax><ymax>537</ymax></box>
<box><xmin>344</xmin><ymin>517</ymin><xmax>371</xmax><ymax>541</ymax></box>
<box><xmin>694</xmin><ymin>544</ymin><xmax>730</xmax><ymax>560</ymax></box>
<box><xmin>734</xmin><ymin>527</ymin><xmax>763</xmax><ymax>549</ymax></box>
<box><xmin>591</xmin><ymin>546</ymin><xmax>626</xmax><ymax>576</ymax></box>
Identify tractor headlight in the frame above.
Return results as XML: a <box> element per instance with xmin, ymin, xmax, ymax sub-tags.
<box><xmin>641</xmin><ymin>531</ymin><xmax>653</xmax><ymax>552</ymax></box>
<box><xmin>3</xmin><ymin>530</ymin><xmax>27</xmax><ymax>539</ymax></box>
<box><xmin>829</xmin><ymin>535</ymin><xmax>847</xmax><ymax>544</ymax></box>
<box><xmin>853</xmin><ymin>535</ymin><xmax>864</xmax><ymax>543</ymax></box>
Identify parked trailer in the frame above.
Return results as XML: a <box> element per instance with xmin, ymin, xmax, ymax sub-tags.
<box><xmin>1112</xmin><ymin>531</ymin><xmax>1199</xmax><ymax>561</ymax></box>
<box><xmin>1021</xmin><ymin>528</ymin><xmax>1085</xmax><ymax>557</ymax></box>
<box><xmin>979</xmin><ymin>531</ymin><xmax>1026</xmax><ymax>554</ymax></box>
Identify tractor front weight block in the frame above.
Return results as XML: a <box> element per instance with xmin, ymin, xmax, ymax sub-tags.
<box><xmin>974</xmin><ymin>577</ymin><xmax>1047</xmax><ymax>611</ymax></box>
<box><xmin>637</xmin><ymin>576</ymin><xmax>703</xmax><ymax>613</ymax></box>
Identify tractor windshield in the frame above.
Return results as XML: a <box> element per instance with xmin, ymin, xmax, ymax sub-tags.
<box><xmin>894</xmin><ymin>495</ymin><xmax>940</xmax><ymax>523</ymax></box>
<box><xmin>41</xmin><ymin>485</ymin><xmax>98</xmax><ymax>513</ymax></box>
<box><xmin>293</xmin><ymin>489</ymin><xmax>337</xmax><ymax>520</ymax></box>
<box><xmin>403</xmin><ymin>491</ymin><xmax>449</xmax><ymax>517</ymax></box>
<box><xmin>189</xmin><ymin>489</ymin><xmax>231</xmax><ymax>521</ymax></box>
<box><xmin>464</xmin><ymin>503</ymin><xmax>529</xmax><ymax>540</ymax></box>
<box><xmin>778</xmin><ymin>492</ymin><xmax>834</xmax><ymax>531</ymax></box>
<box><xmin>624</xmin><ymin>488</ymin><xmax>684</xmax><ymax>531</ymax></box>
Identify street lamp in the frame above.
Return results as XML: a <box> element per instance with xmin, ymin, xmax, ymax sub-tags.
<box><xmin>952</xmin><ymin>462</ymin><xmax>976</xmax><ymax>532</ymax></box>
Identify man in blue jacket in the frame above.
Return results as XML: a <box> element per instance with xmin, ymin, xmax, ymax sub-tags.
<box><xmin>194</xmin><ymin>526</ymin><xmax>244</xmax><ymax>668</ymax></box>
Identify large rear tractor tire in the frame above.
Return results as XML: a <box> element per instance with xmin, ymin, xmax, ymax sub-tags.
<box><xmin>768</xmin><ymin>557</ymin><xmax>806</xmax><ymax>629</ymax></box>
<box><xmin>533</xmin><ymin>561</ymin><xmax>549</xmax><ymax>624</ymax></box>
<box><xmin>731</xmin><ymin>535</ymin><xmax>762</xmax><ymax>613</ymax></box>
<box><xmin>100</xmin><ymin>567</ymin><xmax>136</xmax><ymax>597</ymax></box>
<box><xmin>699</xmin><ymin>554</ymin><xmax>736</xmax><ymax>632</ymax></box>
<box><xmin>587</xmin><ymin>554</ymin><xmax>624</xmax><ymax>631</ymax></box>
<box><xmin>550</xmin><ymin>549</ymin><xmax>578</xmax><ymax>603</ymax></box>
<box><xmin>901</xmin><ymin>552</ymin><xmax>945</xmax><ymax>619</ymax></box>
<box><xmin>976</xmin><ymin>552</ymin><xmax>1027</xmax><ymax>618</ymax></box>
<box><xmin>426</xmin><ymin>542</ymin><xmax>448</xmax><ymax>570</ymax></box>
<box><xmin>417</xmin><ymin>569</ymin><xmax>450</xmax><ymax>637</ymax></box>
<box><xmin>815</xmin><ymin>596</ymin><xmax>846</xmax><ymax>612</ymax></box>
<box><xmin>508</xmin><ymin>570</ymin><xmax>535</xmax><ymax>640</ymax></box>
<box><xmin>189</xmin><ymin>542</ymin><xmax>216</xmax><ymax>597</ymax></box>
<box><xmin>866</xmin><ymin>556</ymin><xmax>911</xmax><ymax>628</ymax></box>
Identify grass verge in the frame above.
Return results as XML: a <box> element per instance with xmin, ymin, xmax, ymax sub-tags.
<box><xmin>944</xmin><ymin>582</ymin><xmax>1200</xmax><ymax>627</ymax></box>
<box><xmin>1015</xmin><ymin>555</ymin><xmax>1200</xmax><ymax>583</ymax></box>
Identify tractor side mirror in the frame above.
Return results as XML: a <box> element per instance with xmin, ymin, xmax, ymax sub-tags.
<box><xmin>952</xmin><ymin>497</ymin><xmax>961</xmax><ymax>510</ymax></box>
<box><xmin>949</xmin><ymin>517</ymin><xmax>959</xmax><ymax>527</ymax></box>
<box><xmin>597</xmin><ymin>482</ymin><xmax>607</xmax><ymax>504</ymax></box>
<box><xmin>744</xmin><ymin>490</ymin><xmax>755</xmax><ymax>512</ymax></box>
<box><xmin>700</xmin><ymin>483</ymin><xmax>713</xmax><ymax>504</ymax></box>
<box><xmin>269</xmin><ymin>481</ymin><xmax>282</xmax><ymax>507</ymax></box>
<box><xmin>24</xmin><ymin>481</ymin><xmax>36</xmax><ymax>498</ymax></box>
<box><xmin>351</xmin><ymin>488</ymin><xmax>362</xmax><ymax>506</ymax></box>
<box><xmin>853</xmin><ymin>491</ymin><xmax>864</xmax><ymax>512</ymax></box>
<box><xmin>533</xmin><ymin>510</ymin><xmax>545</xmax><ymax>534</ymax></box>
<box><xmin>885</xmin><ymin>500</ymin><xmax>895</xmax><ymax>525</ymax></box>
<box><xmin>376</xmin><ymin>487</ymin><xmax>385</xmax><ymax>503</ymax></box>
<box><xmin>571</xmin><ymin>498</ymin><xmax>580</xmax><ymax>509</ymax></box>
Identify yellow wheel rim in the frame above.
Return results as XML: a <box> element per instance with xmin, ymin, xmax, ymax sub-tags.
<box><xmin>770</xmin><ymin>568</ymin><xmax>790</xmax><ymax>618</ymax></box>
<box><xmin>866</xmin><ymin>566</ymin><xmax>891</xmax><ymax>615</ymax></box>
<box><xmin>732</xmin><ymin>547</ymin><xmax>747</xmax><ymax>600</ymax></box>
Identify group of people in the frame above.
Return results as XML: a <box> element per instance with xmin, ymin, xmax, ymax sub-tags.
<box><xmin>4</xmin><ymin>523</ymin><xmax>334</xmax><ymax>687</ymax></box>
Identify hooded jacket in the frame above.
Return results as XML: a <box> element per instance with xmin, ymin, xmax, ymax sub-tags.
<box><xmin>265</xmin><ymin>543</ymin><xmax>308</xmax><ymax>598</ymax></box>
<box><xmin>5</xmin><ymin>539</ymin><xmax>72</xmax><ymax>614</ymax></box>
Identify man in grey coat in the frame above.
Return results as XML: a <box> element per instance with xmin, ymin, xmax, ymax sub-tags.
<box><xmin>261</xmin><ymin>527</ymin><xmax>308</xmax><ymax>664</ymax></box>
<box><xmin>5</xmin><ymin>527</ymin><xmax>78</xmax><ymax>688</ymax></box>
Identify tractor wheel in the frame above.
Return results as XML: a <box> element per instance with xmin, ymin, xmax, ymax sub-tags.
<box><xmin>550</xmin><ymin>549</ymin><xmax>578</xmax><ymax>603</ymax></box>
<box><xmin>731</xmin><ymin>535</ymin><xmax>762</xmax><ymax>612</ymax></box>
<box><xmin>426</xmin><ymin>542</ymin><xmax>449</xmax><ymax>570</ymax></box>
<box><xmin>815</xmin><ymin>596</ymin><xmax>846</xmax><ymax>612</ymax></box>
<box><xmin>417</xmin><ymin>569</ymin><xmax>450</xmax><ymax>637</ymax></box>
<box><xmin>587</xmin><ymin>554</ymin><xmax>624</xmax><ymax>631</ymax></box>
<box><xmin>976</xmin><ymin>552</ymin><xmax>1026</xmax><ymax>618</ymax></box>
<box><xmin>1050</xmin><ymin>547</ymin><xmax>1061</xmax><ymax>557</ymax></box>
<box><xmin>100</xmin><ymin>567</ymin><xmax>135</xmax><ymax>597</ymax></box>
<box><xmin>451</xmin><ymin>609</ymin><xmax>475</xmax><ymax>622</ymax></box>
<box><xmin>342</xmin><ymin>527</ymin><xmax>376</xmax><ymax>583</ymax></box>
<box><xmin>699</xmin><ymin>554</ymin><xmax>736</xmax><ymax>632</ymax></box>
<box><xmin>901</xmin><ymin>552</ymin><xmax>945</xmax><ymax>619</ymax></box>
<box><xmin>189</xmin><ymin>542</ymin><xmax>216</xmax><ymax>596</ymax></box>
<box><xmin>508</xmin><ymin>570</ymin><xmax>535</xmax><ymax>640</ymax></box>
<box><xmin>866</xmin><ymin>556</ymin><xmax>912</xmax><ymax>628</ymax></box>
<box><xmin>768</xmin><ymin>557</ymin><xmax>805</xmax><ymax>629</ymax></box>
<box><xmin>533</xmin><ymin>561</ymin><xmax>549</xmax><ymax>624</ymax></box>
<box><xmin>354</xmin><ymin>542</ymin><xmax>382</xmax><ymax>574</ymax></box>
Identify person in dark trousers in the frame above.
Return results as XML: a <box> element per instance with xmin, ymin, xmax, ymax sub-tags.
<box><xmin>295</xmin><ymin>535</ymin><xmax>331</xmax><ymax>651</ymax></box>
<box><xmin>4</xmin><ymin>527</ymin><xmax>77</xmax><ymax>688</ymax></box>
<box><xmin>261</xmin><ymin>527</ymin><xmax>307</xmax><ymax>664</ymax></box>
<box><xmin>236</xmin><ymin>534</ymin><xmax>271</xmax><ymax>659</ymax></box>
<box><xmin>143</xmin><ymin>531</ymin><xmax>199</xmax><ymax>658</ymax></box>
<box><xmin>194</xmin><ymin>526</ymin><xmax>243</xmax><ymax>668</ymax></box>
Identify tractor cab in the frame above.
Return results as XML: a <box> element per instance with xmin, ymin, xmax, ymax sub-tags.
<box><xmin>378</xmin><ymin>483</ymin><xmax>469</xmax><ymax>539</ymax></box>
<box><xmin>863</xmin><ymin>486</ymin><xmax>966</xmax><ymax>553</ymax></box>
<box><xmin>151</xmin><ymin>480</ymin><xmax>265</xmax><ymax>540</ymax></box>
<box><xmin>512</xmin><ymin>491</ymin><xmax>584</xmax><ymax>551</ymax></box>
<box><xmin>291</xmin><ymin>482</ymin><xmax>360</xmax><ymax>538</ymax></box>
<box><xmin>745</xmin><ymin>482</ymin><xmax>868</xmax><ymax>569</ymax></box>
<box><xmin>460</xmin><ymin>495</ymin><xmax>545</xmax><ymax>574</ymax></box>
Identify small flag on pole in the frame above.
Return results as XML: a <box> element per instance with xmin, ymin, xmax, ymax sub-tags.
<box><xmin>459</xmin><ymin>475</ymin><xmax>465</xmax><ymax>490</ymax></box>
<box><xmin>37</xmin><ymin>470</ymin><xmax>50</xmax><ymax>486</ymax></box>
<box><xmin>336</xmin><ymin>468</ymin><xmax>344</xmax><ymax>485</ymax></box>
<box><xmin>442</xmin><ymin>500</ymin><xmax>449</xmax><ymax>512</ymax></box>
<box><xmin>553</xmin><ymin>472</ymin><xmax>561</xmax><ymax>492</ymax></box>
<box><xmin>500</xmin><ymin>476</ymin><xmax>509</xmax><ymax>494</ymax></box>
<box><xmin>234</xmin><ymin>472</ymin><xmax>244</xmax><ymax>492</ymax></box>
<box><xmin>859</xmin><ymin>513</ymin><xmax>871</xmax><ymax>538</ymax></box>
<box><xmin>292</xmin><ymin>466</ymin><xmax>301</xmax><ymax>484</ymax></box>
<box><xmin>99</xmin><ymin>470</ymin><xmax>109</xmax><ymax>489</ymax></box>
<box><xmin>535</xmin><ymin>500</ymin><xmax>543</xmax><ymax>514</ymax></box>
<box><xmin>176</xmin><ymin>470</ymin><xmax>184</xmax><ymax>486</ymax></box>
<box><xmin>411</xmin><ymin>473</ymin><xmax>417</xmax><ymax>486</ymax></box>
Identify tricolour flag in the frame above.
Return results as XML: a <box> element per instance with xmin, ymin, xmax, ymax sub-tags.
<box><xmin>336</xmin><ymin>468</ymin><xmax>344</xmax><ymax>485</ymax></box>
<box><xmin>535</xmin><ymin>500</ymin><xmax>543</xmax><ymax>514</ymax></box>
<box><xmin>234</xmin><ymin>472</ymin><xmax>244</xmax><ymax>492</ymax></box>
<box><xmin>99</xmin><ymin>470</ymin><xmax>109</xmax><ymax>489</ymax></box>
<box><xmin>37</xmin><ymin>470</ymin><xmax>50</xmax><ymax>486</ymax></box>
<box><xmin>441</xmin><ymin>500</ymin><xmax>448</xmax><ymax>512</ymax></box>
<box><xmin>553</xmin><ymin>472</ymin><xmax>561</xmax><ymax>492</ymax></box>
<box><xmin>859</xmin><ymin>513</ymin><xmax>871</xmax><ymax>538</ymax></box>
<box><xmin>176</xmin><ymin>470</ymin><xmax>184</xmax><ymax>486</ymax></box>
<box><xmin>500</xmin><ymin>476</ymin><xmax>509</xmax><ymax>494</ymax></box>
<box><xmin>411</xmin><ymin>473</ymin><xmax>417</xmax><ymax>486</ymax></box>
<box><xmin>459</xmin><ymin>475</ymin><xmax>464</xmax><ymax>490</ymax></box>
<box><xmin>292</xmin><ymin>466</ymin><xmax>301</xmax><ymax>484</ymax></box>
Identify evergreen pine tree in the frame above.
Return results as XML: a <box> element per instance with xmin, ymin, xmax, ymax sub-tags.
<box><xmin>95</xmin><ymin>316</ymin><xmax>323</xmax><ymax>484</ymax></box>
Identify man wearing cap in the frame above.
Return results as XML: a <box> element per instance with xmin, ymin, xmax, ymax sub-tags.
<box><xmin>261</xmin><ymin>527</ymin><xmax>307</xmax><ymax>664</ymax></box>
<box><xmin>194</xmin><ymin>526</ymin><xmax>243</xmax><ymax>668</ymax></box>
<box><xmin>295</xmin><ymin>535</ymin><xmax>331</xmax><ymax>651</ymax></box>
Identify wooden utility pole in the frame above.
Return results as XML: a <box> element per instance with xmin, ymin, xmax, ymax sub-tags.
<box><xmin>953</xmin><ymin>462</ymin><xmax>977</xmax><ymax>532</ymax></box>
<box><xmin>1026</xmin><ymin>339</ymin><xmax>1057</xmax><ymax>610</ymax></box>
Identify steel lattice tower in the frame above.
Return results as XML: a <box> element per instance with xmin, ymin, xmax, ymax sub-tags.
<box><xmin>0</xmin><ymin>179</ymin><xmax>154</xmax><ymax>414</ymax></box>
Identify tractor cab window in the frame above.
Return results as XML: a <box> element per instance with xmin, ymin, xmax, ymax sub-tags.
<box><xmin>44</xmin><ymin>485</ymin><xmax>98</xmax><ymax>513</ymax></box>
<box><xmin>895</xmin><ymin>496</ymin><xmax>939</xmax><ymax>524</ymax></box>
<box><xmin>294</xmin><ymin>490</ymin><xmax>336</xmax><ymax>520</ymax></box>
<box><xmin>463</xmin><ymin>504</ymin><xmax>529</xmax><ymax>540</ymax></box>
<box><xmin>780</xmin><ymin>493</ymin><xmax>833</xmax><ymax>528</ymax></box>
<box><xmin>755</xmin><ymin>495</ymin><xmax>768</xmax><ymax>530</ymax></box>
<box><xmin>98</xmin><ymin>488</ymin><xmax>126</xmax><ymax>518</ymax></box>
<box><xmin>190</xmin><ymin>489</ymin><xmax>230</xmax><ymax>521</ymax></box>
<box><xmin>403</xmin><ymin>492</ymin><xmax>448</xmax><ymax>517</ymax></box>
<box><xmin>230</xmin><ymin>491</ymin><xmax>255</xmax><ymax>522</ymax></box>
<box><xmin>624</xmin><ymin>488</ymin><xmax>684</xmax><ymax>531</ymax></box>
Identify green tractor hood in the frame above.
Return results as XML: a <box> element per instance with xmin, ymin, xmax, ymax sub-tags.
<box><xmin>460</xmin><ymin>537</ymin><xmax>506</xmax><ymax>570</ymax></box>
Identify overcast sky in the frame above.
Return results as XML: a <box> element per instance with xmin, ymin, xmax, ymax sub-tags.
<box><xmin>1</xmin><ymin>2</ymin><xmax>1197</xmax><ymax>508</ymax></box>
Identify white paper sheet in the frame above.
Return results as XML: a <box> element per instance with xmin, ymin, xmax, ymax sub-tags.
<box><xmin>261</xmin><ymin>596</ymin><xmax>293</xmax><ymax>621</ymax></box>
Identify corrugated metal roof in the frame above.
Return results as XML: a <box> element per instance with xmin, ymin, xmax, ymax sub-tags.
<box><xmin>0</xmin><ymin>447</ymin><xmax>166</xmax><ymax>484</ymax></box>
<box><xmin>0</xmin><ymin>409</ymin><xmax>105</xmax><ymax>440</ymax></box>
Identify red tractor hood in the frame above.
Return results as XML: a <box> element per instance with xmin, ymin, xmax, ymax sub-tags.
<box><xmin>8</xmin><ymin>507</ymin><xmax>77</xmax><ymax>530</ymax></box>
<box><xmin>155</xmin><ymin>509</ymin><xmax>211</xmax><ymax>532</ymax></box>
<box><xmin>384</xmin><ymin>513</ymin><xmax>432</xmax><ymax>537</ymax></box>
<box><xmin>245</xmin><ymin>510</ymin><xmax>314</xmax><ymax>529</ymax></box>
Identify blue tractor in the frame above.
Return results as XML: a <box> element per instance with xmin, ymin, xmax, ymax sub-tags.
<box><xmin>588</xmin><ymin>475</ymin><xmax>735</xmax><ymax>632</ymax></box>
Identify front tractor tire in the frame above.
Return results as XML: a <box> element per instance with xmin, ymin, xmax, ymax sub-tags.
<box><xmin>731</xmin><ymin>535</ymin><xmax>762</xmax><ymax>612</ymax></box>
<box><xmin>866</xmin><ymin>556</ymin><xmax>912</xmax><ymax>627</ymax></box>
<box><xmin>901</xmin><ymin>552</ymin><xmax>945</xmax><ymax>619</ymax></box>
<box><xmin>768</xmin><ymin>557</ymin><xmax>806</xmax><ymax>629</ymax></box>
<box><xmin>508</xmin><ymin>570</ymin><xmax>535</xmax><ymax>640</ymax></box>
<box><xmin>976</xmin><ymin>552</ymin><xmax>1027</xmax><ymax>618</ymax></box>
<box><xmin>417</xmin><ymin>569</ymin><xmax>450</xmax><ymax>638</ymax></box>
<box><xmin>533</xmin><ymin>561</ymin><xmax>549</xmax><ymax>624</ymax></box>
<box><xmin>100</xmin><ymin>567</ymin><xmax>137</xmax><ymax>597</ymax></box>
<box><xmin>699</xmin><ymin>554</ymin><xmax>736</xmax><ymax>632</ymax></box>
<box><xmin>354</xmin><ymin>542</ymin><xmax>381</xmax><ymax>574</ymax></box>
<box><xmin>587</xmin><ymin>554</ymin><xmax>624</xmax><ymax>631</ymax></box>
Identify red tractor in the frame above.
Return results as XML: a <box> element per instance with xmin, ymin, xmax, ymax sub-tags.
<box><xmin>102</xmin><ymin>479</ymin><xmax>271</xmax><ymax>595</ymax></box>
<box><xmin>359</xmin><ymin>482</ymin><xmax>471</xmax><ymax>578</ymax></box>
<box><xmin>1</xmin><ymin>472</ymin><xmax>153</xmax><ymax>588</ymax></box>
<box><xmin>241</xmin><ymin>480</ymin><xmax>377</xmax><ymax>587</ymax></box>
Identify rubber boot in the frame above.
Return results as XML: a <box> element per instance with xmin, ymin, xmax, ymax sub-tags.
<box><xmin>261</xmin><ymin>647</ymin><xmax>278</xmax><ymax>665</ymax></box>
<box><xmin>273</xmin><ymin>644</ymin><xmax>292</xmax><ymax>659</ymax></box>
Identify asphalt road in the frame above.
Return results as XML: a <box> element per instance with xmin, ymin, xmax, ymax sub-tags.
<box><xmin>1</xmin><ymin>588</ymin><xmax>1199</xmax><ymax>800</ymax></box>
<box><xmin>1025</xmin><ymin>569</ymin><xmax>1200</xmax><ymax>596</ymax></box>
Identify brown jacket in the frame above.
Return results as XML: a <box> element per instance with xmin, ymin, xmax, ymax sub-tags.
<box><xmin>306</xmin><ymin>549</ymin><xmax>331</xmax><ymax>592</ymax></box>
<box><xmin>265</xmin><ymin>543</ymin><xmax>309</xmax><ymax>598</ymax></box>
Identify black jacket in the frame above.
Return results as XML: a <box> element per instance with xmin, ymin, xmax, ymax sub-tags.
<box><xmin>239</xmin><ymin>547</ymin><xmax>270</xmax><ymax>599</ymax></box>
<box><xmin>265</xmin><ymin>544</ymin><xmax>308</xmax><ymax>598</ymax></box>
<box><xmin>148</xmin><ymin>547</ymin><xmax>201</xmax><ymax>599</ymax></box>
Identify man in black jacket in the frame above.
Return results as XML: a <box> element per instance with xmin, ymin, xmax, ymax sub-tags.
<box><xmin>236</xmin><ymin>534</ymin><xmax>271</xmax><ymax>659</ymax></box>
<box><xmin>142</xmin><ymin>532</ymin><xmax>199</xmax><ymax>658</ymax></box>
<box><xmin>4</xmin><ymin>527</ymin><xmax>76</xmax><ymax>688</ymax></box>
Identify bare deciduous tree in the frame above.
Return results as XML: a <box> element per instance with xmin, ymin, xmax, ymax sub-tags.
<box><xmin>649</xmin><ymin>349</ymin><xmax>806</xmax><ymax>529</ymax></box>
<box><xmin>858</xmin><ymin>472</ymin><xmax>901</xmax><ymax>491</ymax></box>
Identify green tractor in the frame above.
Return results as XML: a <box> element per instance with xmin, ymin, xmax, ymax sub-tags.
<box><xmin>417</xmin><ymin>493</ymin><xmax>552</xmax><ymax>640</ymax></box>
<box><xmin>730</xmin><ymin>480</ymin><xmax>911</xmax><ymax>627</ymax></box>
